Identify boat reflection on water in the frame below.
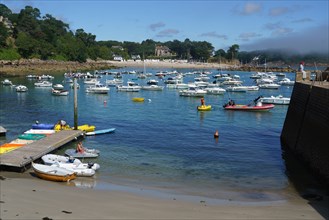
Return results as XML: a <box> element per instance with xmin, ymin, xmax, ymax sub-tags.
<box><xmin>69</xmin><ymin>178</ymin><xmax>97</xmax><ymax>189</ymax></box>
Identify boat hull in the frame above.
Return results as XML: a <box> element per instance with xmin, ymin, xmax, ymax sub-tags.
<box><xmin>85</xmin><ymin>128</ymin><xmax>116</xmax><ymax>136</ymax></box>
<box><xmin>32</xmin><ymin>163</ymin><xmax>77</xmax><ymax>182</ymax></box>
<box><xmin>197</xmin><ymin>105</ymin><xmax>212</xmax><ymax>111</ymax></box>
<box><xmin>224</xmin><ymin>104</ymin><xmax>274</xmax><ymax>111</ymax></box>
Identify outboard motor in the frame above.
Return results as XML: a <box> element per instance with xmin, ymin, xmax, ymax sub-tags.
<box><xmin>87</xmin><ymin>162</ymin><xmax>94</xmax><ymax>169</ymax></box>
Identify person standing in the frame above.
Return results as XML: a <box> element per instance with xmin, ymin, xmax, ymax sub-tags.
<box><xmin>299</xmin><ymin>61</ymin><xmax>306</xmax><ymax>81</ymax></box>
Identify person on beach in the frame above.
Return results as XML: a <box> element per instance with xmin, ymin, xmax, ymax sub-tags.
<box><xmin>299</xmin><ymin>61</ymin><xmax>306</xmax><ymax>80</ymax></box>
<box><xmin>76</xmin><ymin>141</ymin><xmax>85</xmax><ymax>153</ymax></box>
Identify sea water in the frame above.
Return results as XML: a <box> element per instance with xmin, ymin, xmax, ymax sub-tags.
<box><xmin>0</xmin><ymin>68</ymin><xmax>302</xmax><ymax>203</ymax></box>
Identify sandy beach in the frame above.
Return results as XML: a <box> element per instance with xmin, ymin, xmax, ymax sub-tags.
<box><xmin>0</xmin><ymin>59</ymin><xmax>295</xmax><ymax>75</ymax></box>
<box><xmin>1</xmin><ymin>171</ymin><xmax>328</xmax><ymax>220</ymax></box>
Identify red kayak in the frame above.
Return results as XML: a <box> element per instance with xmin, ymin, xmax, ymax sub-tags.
<box><xmin>223</xmin><ymin>104</ymin><xmax>275</xmax><ymax>111</ymax></box>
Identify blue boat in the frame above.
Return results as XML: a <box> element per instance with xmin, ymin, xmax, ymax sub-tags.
<box><xmin>32</xmin><ymin>123</ymin><xmax>55</xmax><ymax>130</ymax></box>
<box><xmin>85</xmin><ymin>128</ymin><xmax>116</xmax><ymax>136</ymax></box>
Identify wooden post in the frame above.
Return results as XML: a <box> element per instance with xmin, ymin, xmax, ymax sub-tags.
<box><xmin>73</xmin><ymin>78</ymin><xmax>78</xmax><ymax>130</ymax></box>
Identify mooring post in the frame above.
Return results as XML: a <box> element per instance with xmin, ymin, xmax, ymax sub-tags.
<box><xmin>74</xmin><ymin>78</ymin><xmax>78</xmax><ymax>130</ymax></box>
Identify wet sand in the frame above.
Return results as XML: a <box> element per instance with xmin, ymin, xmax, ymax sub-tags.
<box><xmin>1</xmin><ymin>172</ymin><xmax>327</xmax><ymax>220</ymax></box>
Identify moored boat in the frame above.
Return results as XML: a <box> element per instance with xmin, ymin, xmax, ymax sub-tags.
<box><xmin>41</xmin><ymin>154</ymin><xmax>100</xmax><ymax>170</ymax></box>
<box><xmin>223</xmin><ymin>97</ymin><xmax>274</xmax><ymax>111</ymax></box>
<box><xmin>52</xmin><ymin>89</ymin><xmax>69</xmax><ymax>96</ymax></box>
<box><xmin>65</xmin><ymin>148</ymin><xmax>99</xmax><ymax>158</ymax></box>
<box><xmin>259</xmin><ymin>95</ymin><xmax>290</xmax><ymax>105</ymax></box>
<box><xmin>51</xmin><ymin>162</ymin><xmax>96</xmax><ymax>177</ymax></box>
<box><xmin>32</xmin><ymin>162</ymin><xmax>77</xmax><ymax>182</ymax></box>
<box><xmin>16</xmin><ymin>85</ymin><xmax>28</xmax><ymax>92</ymax></box>
<box><xmin>132</xmin><ymin>97</ymin><xmax>145</xmax><ymax>102</ymax></box>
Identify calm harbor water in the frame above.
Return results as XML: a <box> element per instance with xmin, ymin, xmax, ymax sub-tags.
<box><xmin>1</xmin><ymin>68</ymin><xmax>299</xmax><ymax>202</ymax></box>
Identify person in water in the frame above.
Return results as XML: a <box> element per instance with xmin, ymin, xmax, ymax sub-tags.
<box><xmin>76</xmin><ymin>141</ymin><xmax>85</xmax><ymax>153</ymax></box>
<box><xmin>200</xmin><ymin>97</ymin><xmax>205</xmax><ymax>106</ymax></box>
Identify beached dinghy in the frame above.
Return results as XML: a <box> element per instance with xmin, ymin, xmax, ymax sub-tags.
<box><xmin>41</xmin><ymin>154</ymin><xmax>100</xmax><ymax>170</ymax></box>
<box><xmin>32</xmin><ymin>162</ymin><xmax>77</xmax><ymax>182</ymax></box>
<box><xmin>51</xmin><ymin>162</ymin><xmax>96</xmax><ymax>177</ymax></box>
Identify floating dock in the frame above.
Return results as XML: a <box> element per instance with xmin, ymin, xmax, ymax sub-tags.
<box><xmin>0</xmin><ymin>130</ymin><xmax>83</xmax><ymax>172</ymax></box>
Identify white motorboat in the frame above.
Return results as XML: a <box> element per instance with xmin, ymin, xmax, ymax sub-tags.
<box><xmin>141</xmin><ymin>84</ymin><xmax>164</xmax><ymax>91</ymax></box>
<box><xmin>52</xmin><ymin>89</ymin><xmax>69</xmax><ymax>96</ymax></box>
<box><xmin>84</xmin><ymin>78</ymin><xmax>99</xmax><ymax>85</ymax></box>
<box><xmin>221</xmin><ymin>79</ymin><xmax>243</xmax><ymax>85</ymax></box>
<box><xmin>34</xmin><ymin>81</ymin><xmax>53</xmax><ymax>87</ymax></box>
<box><xmin>53</xmin><ymin>84</ymin><xmax>64</xmax><ymax>90</ymax></box>
<box><xmin>86</xmin><ymin>83</ymin><xmax>109</xmax><ymax>94</ymax></box>
<box><xmin>106</xmin><ymin>78</ymin><xmax>123</xmax><ymax>87</ymax></box>
<box><xmin>117</xmin><ymin>81</ymin><xmax>141</xmax><ymax>92</ymax></box>
<box><xmin>277</xmin><ymin>78</ymin><xmax>295</xmax><ymax>86</ymax></box>
<box><xmin>2</xmin><ymin>79</ymin><xmax>12</xmax><ymax>85</ymax></box>
<box><xmin>41</xmin><ymin>154</ymin><xmax>100</xmax><ymax>170</ymax></box>
<box><xmin>179</xmin><ymin>85</ymin><xmax>207</xmax><ymax>97</ymax></box>
<box><xmin>16</xmin><ymin>85</ymin><xmax>28</xmax><ymax>92</ymax></box>
<box><xmin>260</xmin><ymin>95</ymin><xmax>290</xmax><ymax>105</ymax></box>
<box><xmin>226</xmin><ymin>84</ymin><xmax>248</xmax><ymax>92</ymax></box>
<box><xmin>258</xmin><ymin>83</ymin><xmax>280</xmax><ymax>89</ymax></box>
<box><xmin>204</xmin><ymin>87</ymin><xmax>226</xmax><ymax>95</ymax></box>
<box><xmin>51</xmin><ymin>162</ymin><xmax>96</xmax><ymax>177</ymax></box>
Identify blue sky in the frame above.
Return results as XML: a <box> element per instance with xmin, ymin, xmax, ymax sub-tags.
<box><xmin>2</xmin><ymin>0</ymin><xmax>328</xmax><ymax>54</ymax></box>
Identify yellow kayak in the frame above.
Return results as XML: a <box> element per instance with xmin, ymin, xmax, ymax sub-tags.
<box><xmin>54</xmin><ymin>124</ymin><xmax>95</xmax><ymax>132</ymax></box>
<box><xmin>197</xmin><ymin>105</ymin><xmax>212</xmax><ymax>111</ymax></box>
<box><xmin>132</xmin><ymin>97</ymin><xmax>145</xmax><ymax>102</ymax></box>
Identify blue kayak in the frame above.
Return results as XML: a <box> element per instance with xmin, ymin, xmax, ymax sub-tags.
<box><xmin>32</xmin><ymin>123</ymin><xmax>55</xmax><ymax>130</ymax></box>
<box><xmin>85</xmin><ymin>128</ymin><xmax>116</xmax><ymax>136</ymax></box>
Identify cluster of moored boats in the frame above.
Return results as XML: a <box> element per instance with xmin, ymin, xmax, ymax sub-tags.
<box><xmin>1</xmin><ymin>121</ymin><xmax>115</xmax><ymax>182</ymax></box>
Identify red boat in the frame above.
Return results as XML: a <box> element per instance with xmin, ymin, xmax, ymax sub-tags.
<box><xmin>223</xmin><ymin>104</ymin><xmax>275</xmax><ymax>111</ymax></box>
<box><xmin>223</xmin><ymin>96</ymin><xmax>274</xmax><ymax>111</ymax></box>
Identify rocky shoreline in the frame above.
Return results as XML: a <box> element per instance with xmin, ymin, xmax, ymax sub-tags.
<box><xmin>0</xmin><ymin>59</ymin><xmax>301</xmax><ymax>76</ymax></box>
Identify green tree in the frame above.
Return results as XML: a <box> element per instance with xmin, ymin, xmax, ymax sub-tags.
<box><xmin>0</xmin><ymin>4</ymin><xmax>12</xmax><ymax>17</ymax></box>
<box><xmin>227</xmin><ymin>44</ymin><xmax>240</xmax><ymax>60</ymax></box>
<box><xmin>0</xmin><ymin>23</ymin><xmax>9</xmax><ymax>47</ymax></box>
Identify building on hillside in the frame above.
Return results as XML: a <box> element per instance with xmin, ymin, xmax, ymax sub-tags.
<box><xmin>155</xmin><ymin>45</ymin><xmax>174</xmax><ymax>57</ymax></box>
<box><xmin>131</xmin><ymin>55</ymin><xmax>141</xmax><ymax>61</ymax></box>
<box><xmin>112</xmin><ymin>46</ymin><xmax>124</xmax><ymax>51</ymax></box>
<box><xmin>0</xmin><ymin>16</ymin><xmax>13</xmax><ymax>31</ymax></box>
<box><xmin>113</xmin><ymin>55</ymin><xmax>123</xmax><ymax>61</ymax></box>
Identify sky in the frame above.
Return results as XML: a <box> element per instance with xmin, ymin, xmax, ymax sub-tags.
<box><xmin>2</xmin><ymin>0</ymin><xmax>329</xmax><ymax>54</ymax></box>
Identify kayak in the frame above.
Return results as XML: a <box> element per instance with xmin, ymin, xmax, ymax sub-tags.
<box><xmin>85</xmin><ymin>128</ymin><xmax>116</xmax><ymax>136</ymax></box>
<box><xmin>24</xmin><ymin>129</ymin><xmax>56</xmax><ymax>135</ymax></box>
<box><xmin>18</xmin><ymin>133</ymin><xmax>46</xmax><ymax>140</ymax></box>
<box><xmin>32</xmin><ymin>123</ymin><xmax>55</xmax><ymax>130</ymax></box>
<box><xmin>197</xmin><ymin>105</ymin><xmax>212</xmax><ymax>111</ymax></box>
<box><xmin>54</xmin><ymin>124</ymin><xmax>96</xmax><ymax>132</ymax></box>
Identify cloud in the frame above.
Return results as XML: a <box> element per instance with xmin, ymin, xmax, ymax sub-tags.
<box><xmin>234</xmin><ymin>2</ymin><xmax>262</xmax><ymax>15</ymax></box>
<box><xmin>238</xmin><ymin>32</ymin><xmax>262</xmax><ymax>41</ymax></box>
<box><xmin>264</xmin><ymin>22</ymin><xmax>293</xmax><ymax>36</ymax></box>
<box><xmin>269</xmin><ymin>7</ymin><xmax>290</xmax><ymax>16</ymax></box>
<box><xmin>156</xmin><ymin>29</ymin><xmax>179</xmax><ymax>38</ymax></box>
<box><xmin>149</xmin><ymin>22</ymin><xmax>165</xmax><ymax>31</ymax></box>
<box><xmin>199</xmin><ymin>32</ymin><xmax>228</xmax><ymax>40</ymax></box>
<box><xmin>291</xmin><ymin>18</ymin><xmax>313</xmax><ymax>23</ymax></box>
<box><xmin>241</xmin><ymin>24</ymin><xmax>329</xmax><ymax>54</ymax></box>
